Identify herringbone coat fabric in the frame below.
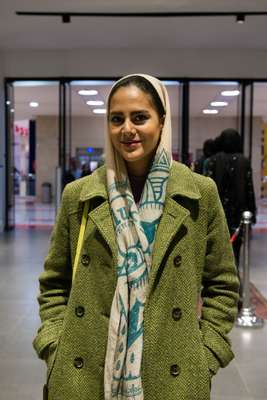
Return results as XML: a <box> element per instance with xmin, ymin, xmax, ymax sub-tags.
<box><xmin>33</xmin><ymin>161</ymin><xmax>239</xmax><ymax>400</ymax></box>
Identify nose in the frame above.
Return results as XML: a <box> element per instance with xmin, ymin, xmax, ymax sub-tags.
<box><xmin>121</xmin><ymin>118</ymin><xmax>136</xmax><ymax>135</ymax></box>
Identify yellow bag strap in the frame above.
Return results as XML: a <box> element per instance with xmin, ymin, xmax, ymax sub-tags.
<box><xmin>72</xmin><ymin>201</ymin><xmax>89</xmax><ymax>282</ymax></box>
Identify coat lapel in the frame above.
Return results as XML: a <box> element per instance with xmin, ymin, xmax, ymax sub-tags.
<box><xmin>148</xmin><ymin>162</ymin><xmax>202</xmax><ymax>295</ymax></box>
<box><xmin>89</xmin><ymin>201</ymin><xmax>118</xmax><ymax>261</ymax></box>
<box><xmin>149</xmin><ymin>198</ymin><xmax>189</xmax><ymax>291</ymax></box>
<box><xmin>79</xmin><ymin>166</ymin><xmax>117</xmax><ymax>262</ymax></box>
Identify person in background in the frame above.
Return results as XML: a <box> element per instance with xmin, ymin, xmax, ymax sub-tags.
<box><xmin>33</xmin><ymin>74</ymin><xmax>239</xmax><ymax>400</ymax></box>
<box><xmin>194</xmin><ymin>138</ymin><xmax>215</xmax><ymax>175</ymax></box>
<box><xmin>80</xmin><ymin>162</ymin><xmax>92</xmax><ymax>178</ymax></box>
<box><xmin>205</xmin><ymin>128</ymin><xmax>256</xmax><ymax>308</ymax></box>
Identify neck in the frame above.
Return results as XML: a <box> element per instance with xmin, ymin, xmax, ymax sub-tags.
<box><xmin>126</xmin><ymin>155</ymin><xmax>154</xmax><ymax>177</ymax></box>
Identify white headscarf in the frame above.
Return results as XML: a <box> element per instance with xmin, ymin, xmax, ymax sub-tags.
<box><xmin>104</xmin><ymin>74</ymin><xmax>173</xmax><ymax>399</ymax></box>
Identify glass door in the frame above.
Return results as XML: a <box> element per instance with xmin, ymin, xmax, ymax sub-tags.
<box><xmin>188</xmin><ymin>81</ymin><xmax>241</xmax><ymax>173</ymax></box>
<box><xmin>5</xmin><ymin>81</ymin><xmax>15</xmax><ymax>230</ymax></box>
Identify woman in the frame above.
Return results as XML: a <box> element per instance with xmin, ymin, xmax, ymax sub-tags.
<box><xmin>33</xmin><ymin>74</ymin><xmax>239</xmax><ymax>400</ymax></box>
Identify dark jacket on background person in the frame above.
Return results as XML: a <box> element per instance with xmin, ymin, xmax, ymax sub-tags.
<box><xmin>33</xmin><ymin>162</ymin><xmax>239</xmax><ymax>400</ymax></box>
<box><xmin>205</xmin><ymin>130</ymin><xmax>256</xmax><ymax>230</ymax></box>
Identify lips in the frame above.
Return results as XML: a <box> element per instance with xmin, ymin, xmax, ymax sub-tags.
<box><xmin>120</xmin><ymin>140</ymin><xmax>141</xmax><ymax>149</ymax></box>
<box><xmin>121</xmin><ymin>140</ymin><xmax>141</xmax><ymax>144</ymax></box>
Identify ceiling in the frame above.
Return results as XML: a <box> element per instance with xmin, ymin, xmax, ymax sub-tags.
<box><xmin>0</xmin><ymin>1</ymin><xmax>267</xmax><ymax>50</ymax></box>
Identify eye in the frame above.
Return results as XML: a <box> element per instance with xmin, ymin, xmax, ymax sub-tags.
<box><xmin>133</xmin><ymin>113</ymin><xmax>149</xmax><ymax>124</ymax></box>
<box><xmin>110</xmin><ymin>115</ymin><xmax>124</xmax><ymax>125</ymax></box>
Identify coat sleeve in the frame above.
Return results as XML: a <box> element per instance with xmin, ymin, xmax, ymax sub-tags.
<box><xmin>33</xmin><ymin>186</ymin><xmax>73</xmax><ymax>360</ymax></box>
<box><xmin>200</xmin><ymin>178</ymin><xmax>240</xmax><ymax>375</ymax></box>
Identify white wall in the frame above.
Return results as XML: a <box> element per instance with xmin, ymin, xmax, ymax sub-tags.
<box><xmin>3</xmin><ymin>48</ymin><xmax>267</xmax><ymax>78</ymax></box>
<box><xmin>35</xmin><ymin>116</ymin><xmax>58</xmax><ymax>201</ymax></box>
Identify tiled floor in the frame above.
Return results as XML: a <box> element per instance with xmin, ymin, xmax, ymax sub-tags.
<box><xmin>0</xmin><ymin>201</ymin><xmax>266</xmax><ymax>399</ymax></box>
<box><xmin>15</xmin><ymin>196</ymin><xmax>55</xmax><ymax>228</ymax></box>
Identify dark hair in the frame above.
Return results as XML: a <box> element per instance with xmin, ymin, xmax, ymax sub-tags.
<box><xmin>203</xmin><ymin>139</ymin><xmax>215</xmax><ymax>158</ymax></box>
<box><xmin>108</xmin><ymin>75</ymin><xmax>165</xmax><ymax>119</ymax></box>
<box><xmin>220</xmin><ymin>128</ymin><xmax>242</xmax><ymax>153</ymax></box>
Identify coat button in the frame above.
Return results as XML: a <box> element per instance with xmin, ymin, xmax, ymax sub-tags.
<box><xmin>172</xmin><ymin>307</ymin><xmax>182</xmax><ymax>321</ymax></box>
<box><xmin>81</xmin><ymin>254</ymin><xmax>90</xmax><ymax>266</ymax></box>
<box><xmin>74</xmin><ymin>357</ymin><xmax>84</xmax><ymax>369</ymax></box>
<box><xmin>75</xmin><ymin>306</ymin><xmax>85</xmax><ymax>317</ymax></box>
<box><xmin>170</xmin><ymin>364</ymin><xmax>180</xmax><ymax>377</ymax></box>
<box><xmin>173</xmin><ymin>255</ymin><xmax>182</xmax><ymax>268</ymax></box>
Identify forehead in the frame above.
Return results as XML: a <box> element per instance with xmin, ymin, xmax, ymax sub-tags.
<box><xmin>109</xmin><ymin>85</ymin><xmax>155</xmax><ymax>111</ymax></box>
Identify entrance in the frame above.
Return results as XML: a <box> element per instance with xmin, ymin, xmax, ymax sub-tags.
<box><xmin>5</xmin><ymin>80</ymin><xmax>60</xmax><ymax>229</ymax></box>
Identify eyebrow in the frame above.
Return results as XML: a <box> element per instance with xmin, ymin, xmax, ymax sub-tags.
<box><xmin>109</xmin><ymin>109</ymin><xmax>150</xmax><ymax>115</ymax></box>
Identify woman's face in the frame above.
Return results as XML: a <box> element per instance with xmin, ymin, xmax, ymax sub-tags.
<box><xmin>108</xmin><ymin>84</ymin><xmax>164</xmax><ymax>175</ymax></box>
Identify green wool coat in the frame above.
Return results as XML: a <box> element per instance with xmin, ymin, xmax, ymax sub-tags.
<box><xmin>33</xmin><ymin>161</ymin><xmax>239</xmax><ymax>400</ymax></box>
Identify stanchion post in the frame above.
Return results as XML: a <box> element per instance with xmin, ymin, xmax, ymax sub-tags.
<box><xmin>236</xmin><ymin>211</ymin><xmax>264</xmax><ymax>328</ymax></box>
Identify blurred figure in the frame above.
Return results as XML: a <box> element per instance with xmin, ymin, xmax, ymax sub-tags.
<box><xmin>80</xmin><ymin>162</ymin><xmax>92</xmax><ymax>178</ymax></box>
<box><xmin>205</xmin><ymin>128</ymin><xmax>256</xmax><ymax>265</ymax></box>
<box><xmin>194</xmin><ymin>138</ymin><xmax>215</xmax><ymax>174</ymax></box>
<box><xmin>63</xmin><ymin>169</ymin><xmax>75</xmax><ymax>186</ymax></box>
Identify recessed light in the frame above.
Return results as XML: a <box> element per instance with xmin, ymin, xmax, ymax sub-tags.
<box><xmin>86</xmin><ymin>100</ymin><xmax>104</xmax><ymax>106</ymax></box>
<box><xmin>10</xmin><ymin>108</ymin><xmax>15</xmax><ymax>113</ymax></box>
<box><xmin>78</xmin><ymin>89</ymin><xmax>98</xmax><ymax>96</ymax></box>
<box><xmin>93</xmin><ymin>109</ymin><xmax>107</xmax><ymax>114</ymax></box>
<box><xmin>236</xmin><ymin>14</ymin><xmax>245</xmax><ymax>24</ymax></box>
<box><xmin>29</xmin><ymin>101</ymin><xmax>39</xmax><ymax>108</ymax></box>
<box><xmin>221</xmin><ymin>90</ymin><xmax>240</xmax><ymax>97</ymax></box>
<box><xmin>6</xmin><ymin>100</ymin><xmax>11</xmax><ymax>105</ymax></box>
<box><xmin>203</xmin><ymin>109</ymin><xmax>218</xmax><ymax>114</ymax></box>
<box><xmin>210</xmin><ymin>101</ymin><xmax>228</xmax><ymax>107</ymax></box>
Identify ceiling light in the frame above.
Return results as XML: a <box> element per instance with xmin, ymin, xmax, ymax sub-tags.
<box><xmin>221</xmin><ymin>90</ymin><xmax>240</xmax><ymax>97</ymax></box>
<box><xmin>78</xmin><ymin>89</ymin><xmax>98</xmax><ymax>96</ymax></box>
<box><xmin>29</xmin><ymin>101</ymin><xmax>39</xmax><ymax>108</ymax></box>
<box><xmin>62</xmin><ymin>14</ymin><xmax>71</xmax><ymax>23</ymax></box>
<box><xmin>14</xmin><ymin>80</ymin><xmax>57</xmax><ymax>87</ymax></box>
<box><xmin>86</xmin><ymin>100</ymin><xmax>104</xmax><ymax>106</ymax></box>
<box><xmin>6</xmin><ymin>100</ymin><xmax>11</xmax><ymax>105</ymax></box>
<box><xmin>203</xmin><ymin>109</ymin><xmax>218</xmax><ymax>114</ymax></box>
<box><xmin>10</xmin><ymin>108</ymin><xmax>15</xmax><ymax>113</ymax></box>
<box><xmin>210</xmin><ymin>101</ymin><xmax>228</xmax><ymax>107</ymax></box>
<box><xmin>93</xmin><ymin>109</ymin><xmax>107</xmax><ymax>114</ymax></box>
<box><xmin>71</xmin><ymin>80</ymin><xmax>114</xmax><ymax>86</ymax></box>
<box><xmin>236</xmin><ymin>14</ymin><xmax>245</xmax><ymax>24</ymax></box>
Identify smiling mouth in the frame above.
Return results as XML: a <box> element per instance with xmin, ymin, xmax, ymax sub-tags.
<box><xmin>120</xmin><ymin>140</ymin><xmax>141</xmax><ymax>144</ymax></box>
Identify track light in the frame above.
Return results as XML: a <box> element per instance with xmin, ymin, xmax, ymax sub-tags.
<box><xmin>62</xmin><ymin>14</ymin><xmax>71</xmax><ymax>23</ymax></box>
<box><xmin>236</xmin><ymin>14</ymin><xmax>245</xmax><ymax>24</ymax></box>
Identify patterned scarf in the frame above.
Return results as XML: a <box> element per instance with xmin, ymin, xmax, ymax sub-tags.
<box><xmin>104</xmin><ymin>74</ymin><xmax>172</xmax><ymax>399</ymax></box>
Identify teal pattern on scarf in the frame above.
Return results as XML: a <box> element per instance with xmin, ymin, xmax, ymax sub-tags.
<box><xmin>107</xmin><ymin>149</ymin><xmax>171</xmax><ymax>399</ymax></box>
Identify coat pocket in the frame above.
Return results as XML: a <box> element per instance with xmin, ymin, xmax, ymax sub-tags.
<box><xmin>46</xmin><ymin>340</ymin><xmax>60</xmax><ymax>385</ymax></box>
<box><xmin>196</xmin><ymin>331</ymin><xmax>212</xmax><ymax>397</ymax></box>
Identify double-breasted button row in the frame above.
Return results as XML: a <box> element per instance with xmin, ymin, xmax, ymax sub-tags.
<box><xmin>74</xmin><ymin>357</ymin><xmax>84</xmax><ymax>369</ymax></box>
<box><xmin>172</xmin><ymin>307</ymin><xmax>182</xmax><ymax>321</ymax></box>
<box><xmin>75</xmin><ymin>305</ymin><xmax>85</xmax><ymax>317</ymax></box>
<box><xmin>81</xmin><ymin>254</ymin><xmax>90</xmax><ymax>266</ymax></box>
<box><xmin>173</xmin><ymin>255</ymin><xmax>182</xmax><ymax>268</ymax></box>
<box><xmin>170</xmin><ymin>364</ymin><xmax>180</xmax><ymax>377</ymax></box>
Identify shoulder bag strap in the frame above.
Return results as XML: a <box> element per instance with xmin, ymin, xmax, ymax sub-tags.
<box><xmin>72</xmin><ymin>201</ymin><xmax>89</xmax><ymax>282</ymax></box>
